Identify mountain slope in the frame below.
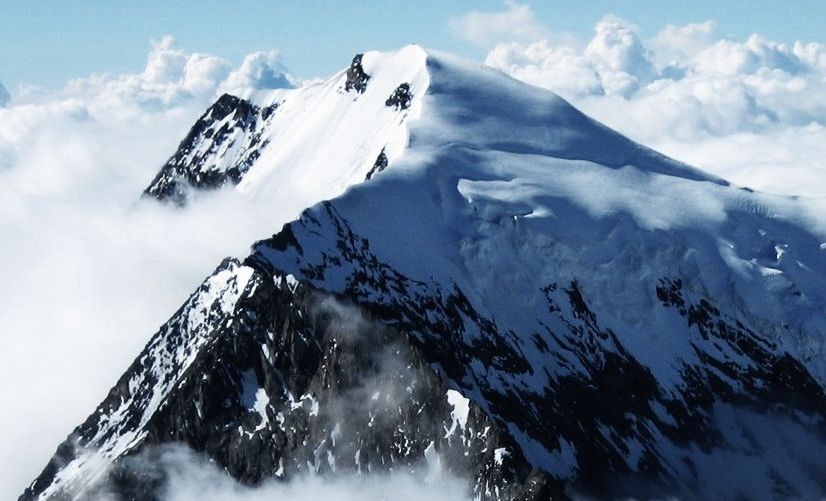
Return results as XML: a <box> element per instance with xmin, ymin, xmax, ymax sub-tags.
<box><xmin>143</xmin><ymin>94</ymin><xmax>279</xmax><ymax>204</ymax></box>
<box><xmin>23</xmin><ymin>260</ymin><xmax>559</xmax><ymax>500</ymax></box>
<box><xmin>25</xmin><ymin>46</ymin><xmax>826</xmax><ymax>500</ymax></box>
<box><xmin>144</xmin><ymin>47</ymin><xmax>429</xmax><ymax>219</ymax></box>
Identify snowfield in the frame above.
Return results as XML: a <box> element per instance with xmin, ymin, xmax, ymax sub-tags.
<box><xmin>24</xmin><ymin>46</ymin><xmax>826</xmax><ymax>500</ymax></box>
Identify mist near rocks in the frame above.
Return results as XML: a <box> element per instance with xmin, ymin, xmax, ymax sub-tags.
<box><xmin>5</xmin><ymin>10</ymin><xmax>826</xmax><ymax>499</ymax></box>
<box><xmin>54</xmin><ymin>443</ymin><xmax>470</xmax><ymax>501</ymax></box>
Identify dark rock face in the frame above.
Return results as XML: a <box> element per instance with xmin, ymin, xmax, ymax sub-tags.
<box><xmin>21</xmin><ymin>260</ymin><xmax>564</xmax><ymax>501</ymax></box>
<box><xmin>365</xmin><ymin>148</ymin><xmax>388</xmax><ymax>181</ymax></box>
<box><xmin>23</xmin><ymin>203</ymin><xmax>826</xmax><ymax>500</ymax></box>
<box><xmin>23</xmin><ymin>201</ymin><xmax>826</xmax><ymax>501</ymax></box>
<box><xmin>386</xmin><ymin>83</ymin><xmax>412</xmax><ymax>110</ymax></box>
<box><xmin>247</xmin><ymin>202</ymin><xmax>826</xmax><ymax>500</ymax></box>
<box><xmin>143</xmin><ymin>94</ymin><xmax>277</xmax><ymax>205</ymax></box>
<box><xmin>344</xmin><ymin>54</ymin><xmax>370</xmax><ymax>94</ymax></box>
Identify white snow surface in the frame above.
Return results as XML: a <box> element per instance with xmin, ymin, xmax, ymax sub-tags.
<box><xmin>181</xmin><ymin>45</ymin><xmax>429</xmax><ymax>227</ymax></box>
<box><xmin>30</xmin><ymin>45</ymin><xmax>826</xmax><ymax>499</ymax></box>
<box><xmin>246</xmin><ymin>47</ymin><xmax>826</xmax><ymax>488</ymax></box>
<box><xmin>249</xmin><ymin>46</ymin><xmax>826</xmax><ymax>383</ymax></box>
<box><xmin>445</xmin><ymin>389</ymin><xmax>470</xmax><ymax>437</ymax></box>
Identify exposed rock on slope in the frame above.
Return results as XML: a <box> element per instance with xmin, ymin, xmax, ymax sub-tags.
<box><xmin>25</xmin><ymin>46</ymin><xmax>826</xmax><ymax>500</ymax></box>
<box><xmin>22</xmin><ymin>260</ymin><xmax>561</xmax><ymax>500</ymax></box>
<box><xmin>143</xmin><ymin>94</ymin><xmax>278</xmax><ymax>204</ymax></box>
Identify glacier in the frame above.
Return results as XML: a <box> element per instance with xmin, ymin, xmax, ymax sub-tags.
<box><xmin>22</xmin><ymin>46</ymin><xmax>826</xmax><ymax>501</ymax></box>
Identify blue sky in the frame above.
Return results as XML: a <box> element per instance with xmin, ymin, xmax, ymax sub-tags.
<box><xmin>2</xmin><ymin>0</ymin><xmax>824</xmax><ymax>89</ymax></box>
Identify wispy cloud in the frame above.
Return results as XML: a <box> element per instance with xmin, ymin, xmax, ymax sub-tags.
<box><xmin>448</xmin><ymin>1</ymin><xmax>549</xmax><ymax>48</ymax></box>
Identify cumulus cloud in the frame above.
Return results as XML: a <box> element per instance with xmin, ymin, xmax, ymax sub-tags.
<box><xmin>485</xmin><ymin>41</ymin><xmax>604</xmax><ymax>98</ymax></box>
<box><xmin>583</xmin><ymin>15</ymin><xmax>655</xmax><ymax>96</ymax></box>
<box><xmin>651</xmin><ymin>20</ymin><xmax>719</xmax><ymax>67</ymax></box>
<box><xmin>36</xmin><ymin>36</ymin><xmax>295</xmax><ymax>114</ymax></box>
<box><xmin>482</xmin><ymin>15</ymin><xmax>826</xmax><ymax>196</ymax></box>
<box><xmin>220</xmin><ymin>50</ymin><xmax>297</xmax><ymax>97</ymax></box>
<box><xmin>0</xmin><ymin>38</ymin><xmax>300</xmax><ymax>499</ymax></box>
<box><xmin>485</xmin><ymin>15</ymin><xmax>655</xmax><ymax>98</ymax></box>
<box><xmin>448</xmin><ymin>0</ymin><xmax>549</xmax><ymax>48</ymax></box>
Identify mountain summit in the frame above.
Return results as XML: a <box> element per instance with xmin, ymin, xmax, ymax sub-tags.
<box><xmin>25</xmin><ymin>46</ymin><xmax>826</xmax><ymax>500</ymax></box>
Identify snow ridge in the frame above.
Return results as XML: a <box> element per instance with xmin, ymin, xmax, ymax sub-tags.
<box><xmin>24</xmin><ymin>46</ymin><xmax>826</xmax><ymax>500</ymax></box>
<box><xmin>145</xmin><ymin>45</ymin><xmax>430</xmax><ymax>224</ymax></box>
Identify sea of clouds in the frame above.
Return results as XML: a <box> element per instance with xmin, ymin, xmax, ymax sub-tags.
<box><xmin>453</xmin><ymin>2</ymin><xmax>826</xmax><ymax>197</ymax></box>
<box><xmin>2</xmin><ymin>4</ymin><xmax>826</xmax><ymax>498</ymax></box>
<box><xmin>0</xmin><ymin>37</ymin><xmax>298</xmax><ymax>498</ymax></box>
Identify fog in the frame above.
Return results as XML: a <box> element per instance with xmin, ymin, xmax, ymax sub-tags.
<box><xmin>0</xmin><ymin>39</ymin><xmax>295</xmax><ymax>499</ymax></box>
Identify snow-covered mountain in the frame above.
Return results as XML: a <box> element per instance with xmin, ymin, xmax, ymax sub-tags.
<box><xmin>23</xmin><ymin>46</ymin><xmax>826</xmax><ymax>500</ymax></box>
<box><xmin>144</xmin><ymin>47</ymin><xmax>427</xmax><ymax>216</ymax></box>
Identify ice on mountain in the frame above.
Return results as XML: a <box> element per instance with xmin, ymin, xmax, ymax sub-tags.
<box><xmin>28</xmin><ymin>45</ymin><xmax>826</xmax><ymax>501</ymax></box>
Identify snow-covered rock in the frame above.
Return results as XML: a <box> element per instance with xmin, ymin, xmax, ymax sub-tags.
<box><xmin>25</xmin><ymin>46</ymin><xmax>826</xmax><ymax>500</ymax></box>
<box><xmin>144</xmin><ymin>46</ymin><xmax>428</xmax><ymax>215</ymax></box>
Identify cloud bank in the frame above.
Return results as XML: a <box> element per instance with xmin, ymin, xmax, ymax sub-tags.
<box><xmin>55</xmin><ymin>35</ymin><xmax>294</xmax><ymax>112</ymax></box>
<box><xmin>479</xmin><ymin>8</ymin><xmax>826</xmax><ymax>197</ymax></box>
<box><xmin>0</xmin><ymin>37</ymin><xmax>298</xmax><ymax>499</ymax></box>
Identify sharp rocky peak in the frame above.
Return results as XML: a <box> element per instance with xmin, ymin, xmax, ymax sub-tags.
<box><xmin>23</xmin><ymin>45</ymin><xmax>826</xmax><ymax>501</ymax></box>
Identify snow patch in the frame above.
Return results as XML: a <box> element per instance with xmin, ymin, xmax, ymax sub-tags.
<box><xmin>444</xmin><ymin>389</ymin><xmax>470</xmax><ymax>438</ymax></box>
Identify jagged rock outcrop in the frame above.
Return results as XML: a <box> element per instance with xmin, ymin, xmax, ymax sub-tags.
<box><xmin>344</xmin><ymin>54</ymin><xmax>370</xmax><ymax>94</ymax></box>
<box><xmin>247</xmin><ymin>201</ymin><xmax>826</xmax><ymax>499</ymax></box>
<box><xmin>143</xmin><ymin>94</ymin><xmax>278</xmax><ymax>204</ymax></box>
<box><xmin>386</xmin><ymin>82</ymin><xmax>412</xmax><ymax>110</ymax></box>
<box><xmin>25</xmin><ymin>46</ymin><xmax>826</xmax><ymax>500</ymax></box>
<box><xmin>365</xmin><ymin>147</ymin><xmax>388</xmax><ymax>181</ymax></box>
<box><xmin>21</xmin><ymin>260</ymin><xmax>564</xmax><ymax>501</ymax></box>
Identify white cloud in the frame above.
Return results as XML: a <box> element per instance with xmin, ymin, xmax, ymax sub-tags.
<box><xmin>448</xmin><ymin>1</ymin><xmax>548</xmax><ymax>48</ymax></box>
<box><xmin>486</xmin><ymin>41</ymin><xmax>603</xmax><ymax>98</ymax></box>
<box><xmin>483</xmin><ymin>15</ymin><xmax>826</xmax><ymax>197</ymax></box>
<box><xmin>220</xmin><ymin>50</ymin><xmax>297</xmax><ymax>97</ymax></box>
<box><xmin>484</xmin><ymin>15</ymin><xmax>655</xmax><ymax>98</ymax></box>
<box><xmin>0</xmin><ymin>38</ymin><xmax>299</xmax><ymax>499</ymax></box>
<box><xmin>651</xmin><ymin>20</ymin><xmax>718</xmax><ymax>67</ymax></box>
<box><xmin>584</xmin><ymin>15</ymin><xmax>655</xmax><ymax>96</ymax></box>
<box><xmin>39</xmin><ymin>36</ymin><xmax>295</xmax><ymax>114</ymax></box>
